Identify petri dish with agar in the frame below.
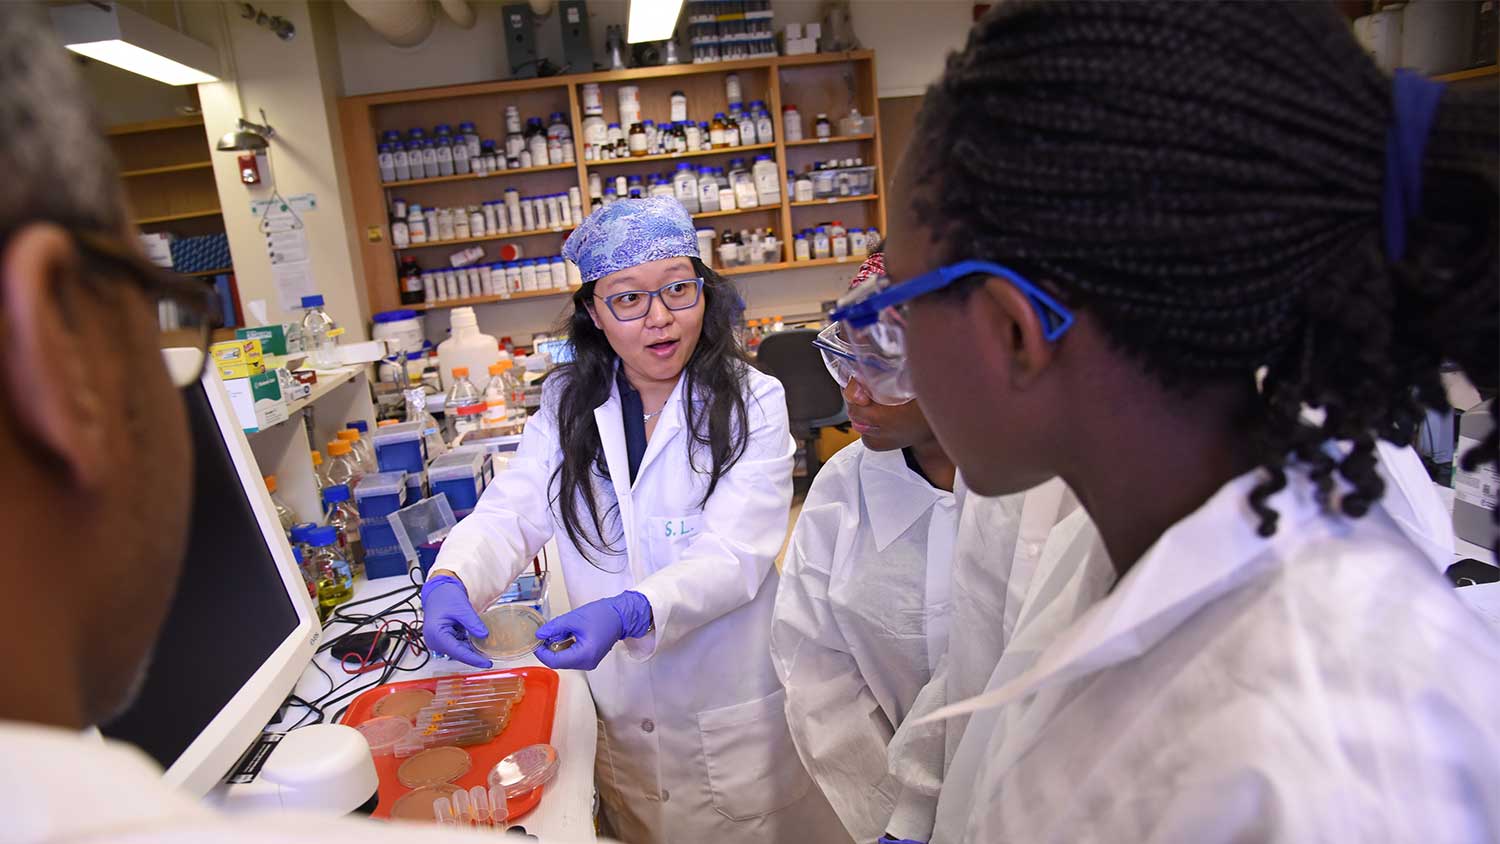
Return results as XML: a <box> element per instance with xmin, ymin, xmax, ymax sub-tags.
<box><xmin>373</xmin><ymin>687</ymin><xmax>435</xmax><ymax>721</ymax></box>
<box><xmin>390</xmin><ymin>783</ymin><xmax>463</xmax><ymax>822</ymax></box>
<box><xmin>486</xmin><ymin>743</ymin><xmax>560</xmax><ymax>799</ymax></box>
<box><xmin>398</xmin><ymin>745</ymin><xmax>472</xmax><ymax>787</ymax></box>
<box><xmin>356</xmin><ymin>715</ymin><xmax>413</xmax><ymax>757</ymax></box>
<box><xmin>475</xmin><ymin>604</ymin><xmax>546</xmax><ymax>661</ymax></box>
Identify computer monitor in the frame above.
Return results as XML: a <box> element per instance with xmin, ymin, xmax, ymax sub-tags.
<box><xmin>532</xmin><ymin>336</ymin><xmax>574</xmax><ymax>364</ymax></box>
<box><xmin>100</xmin><ymin>348</ymin><xmax>321</xmax><ymax>796</ymax></box>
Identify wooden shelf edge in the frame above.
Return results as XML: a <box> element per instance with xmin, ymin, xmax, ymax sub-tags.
<box><xmin>395</xmin><ymin>226</ymin><xmax>576</xmax><ymax>252</ymax></box>
<box><xmin>789</xmin><ymin>194</ymin><xmax>878</xmax><ymax>208</ymax></box>
<box><xmin>785</xmin><ymin>134</ymin><xmax>875</xmax><ymax>147</ymax></box>
<box><xmin>587</xmin><ymin>142</ymin><xmax>777</xmax><ymax>168</ymax></box>
<box><xmin>1433</xmin><ymin>65</ymin><xmax>1498</xmax><ymax>83</ymax></box>
<box><xmin>134</xmin><ymin>208</ymin><xmax>223</xmax><ymax>225</ymax></box>
<box><xmin>694</xmin><ymin>203</ymin><xmax>784</xmax><ymax>221</ymax></box>
<box><xmin>106</xmin><ymin>114</ymin><xmax>205</xmax><ymax>136</ymax></box>
<box><xmin>384</xmin><ymin>162</ymin><xmax>575</xmax><ymax>188</ymax></box>
<box><xmin>411</xmin><ymin>286</ymin><xmax>579</xmax><ymax>311</ymax></box>
<box><xmin>183</xmin><ymin>266</ymin><xmax>233</xmax><ymax>277</ymax></box>
<box><xmin>718</xmin><ymin>256</ymin><xmax>865</xmax><ymax>276</ymax></box>
<box><xmin>121</xmin><ymin>160</ymin><xmax>215</xmax><ymax>178</ymax></box>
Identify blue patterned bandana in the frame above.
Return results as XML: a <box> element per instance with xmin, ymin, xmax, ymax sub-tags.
<box><xmin>563</xmin><ymin>196</ymin><xmax>700</xmax><ymax>284</ymax></box>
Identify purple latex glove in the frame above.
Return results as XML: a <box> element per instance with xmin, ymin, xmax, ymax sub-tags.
<box><xmin>878</xmin><ymin>838</ymin><xmax>925</xmax><ymax>844</ymax></box>
<box><xmin>534</xmin><ymin>590</ymin><xmax>653</xmax><ymax>671</ymax></box>
<box><xmin>421</xmin><ymin>574</ymin><xmax>493</xmax><ymax>669</ymax></box>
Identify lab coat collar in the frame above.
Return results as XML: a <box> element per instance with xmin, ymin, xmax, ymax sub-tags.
<box><xmin>594</xmin><ymin>364</ymin><xmax>689</xmax><ymax>494</ymax></box>
<box><xmin>1</xmin><ymin>721</ymin><xmax>210</xmax><ymax>843</ymax></box>
<box><xmin>861</xmin><ymin>445</ymin><xmax>953</xmax><ymax>552</ymax></box>
<box><xmin>918</xmin><ymin>465</ymin><xmax>1336</xmax><ymax>726</ymax></box>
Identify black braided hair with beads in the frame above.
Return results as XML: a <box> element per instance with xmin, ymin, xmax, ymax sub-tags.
<box><xmin>909</xmin><ymin>0</ymin><xmax>1498</xmax><ymax>538</ymax></box>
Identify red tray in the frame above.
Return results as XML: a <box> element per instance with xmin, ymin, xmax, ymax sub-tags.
<box><xmin>341</xmin><ymin>666</ymin><xmax>559</xmax><ymax>823</ymax></box>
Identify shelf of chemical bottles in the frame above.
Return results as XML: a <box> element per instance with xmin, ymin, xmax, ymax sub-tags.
<box><xmin>586</xmin><ymin>142</ymin><xmax>777</xmax><ymax>169</ymax></box>
<box><xmin>120</xmin><ymin>160</ymin><xmax>214</xmax><ymax>178</ymax></box>
<box><xmin>784</xmin><ymin>133</ymin><xmax>876</xmax><ymax>148</ymax></box>
<box><xmin>383</xmin><ymin>161</ymin><xmax>575</xmax><ymax>189</ymax></box>
<box><xmin>1433</xmin><ymin>64</ymin><xmax>1497</xmax><ymax>83</ymax></box>
<box><xmin>789</xmin><ymin>194</ymin><xmax>879</xmax><ymax>208</ymax></box>
<box><xmin>134</xmin><ymin>208</ymin><xmax>223</xmax><ymax>225</ymax></box>
<box><xmin>410</xmin><ymin>285</ymin><xmax>580</xmax><ymax>313</ymax></box>
<box><xmin>393</xmin><ymin>225</ymin><xmax>577</xmax><ymax>253</ymax></box>
<box><xmin>716</xmin><ymin>255</ymin><xmax>867</xmax><ymax>277</ymax></box>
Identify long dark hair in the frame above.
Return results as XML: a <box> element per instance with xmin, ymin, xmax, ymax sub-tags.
<box><xmin>912</xmin><ymin>1</ymin><xmax>1497</xmax><ymax>537</ymax></box>
<box><xmin>550</xmin><ymin>257</ymin><xmax>751</xmax><ymax>562</ymax></box>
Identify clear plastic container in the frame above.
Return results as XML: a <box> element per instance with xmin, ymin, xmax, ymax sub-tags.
<box><xmin>336</xmin><ymin>429</ymin><xmax>377</xmax><ymax>475</ymax></box>
<box><xmin>325</xmin><ymin>440</ymin><xmax>364</xmax><ymax>490</ymax></box>
<box><xmin>309</xmin><ymin>450</ymin><xmax>326</xmax><ymax>492</ymax></box>
<box><xmin>445</xmin><ymin>367</ymin><xmax>485</xmax><ymax>441</ymax></box>
<box><xmin>474</xmin><ymin>604</ymin><xmax>545</xmax><ymax>661</ymax></box>
<box><xmin>264</xmin><ymin>474</ymin><xmax>297</xmax><ymax>532</ymax></box>
<box><xmin>299</xmin><ymin>294</ymin><xmax>340</xmax><ymax>369</ymax></box>
<box><xmin>429</xmin><ymin>449</ymin><xmax>489</xmax><ymax>512</ymax></box>
<box><xmin>486</xmin><ymin>744</ymin><xmax>560</xmax><ymax>799</ymax></box>
<box><xmin>403</xmin><ymin>372</ymin><xmax>448</xmax><ymax>461</ymax></box>
<box><xmin>305</xmin><ymin>524</ymin><xmax>353</xmax><ymax>618</ymax></box>
<box><xmin>322</xmin><ymin>484</ymin><xmax>364</xmax><ymax>577</ymax></box>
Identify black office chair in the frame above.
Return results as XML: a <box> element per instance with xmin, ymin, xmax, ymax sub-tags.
<box><xmin>756</xmin><ymin>328</ymin><xmax>847</xmax><ymax>479</ymax></box>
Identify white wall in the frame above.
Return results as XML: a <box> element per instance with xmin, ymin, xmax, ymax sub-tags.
<box><xmin>334</xmin><ymin>0</ymin><xmax>971</xmax><ymax>98</ymax></box>
<box><xmin>192</xmin><ymin>0</ymin><xmax>372</xmax><ymax>339</ymax></box>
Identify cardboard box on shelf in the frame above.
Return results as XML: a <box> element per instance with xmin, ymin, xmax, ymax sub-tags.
<box><xmin>235</xmin><ymin>323</ymin><xmax>305</xmax><ymax>356</ymax></box>
<box><xmin>224</xmin><ymin>370</ymin><xmax>287</xmax><ymax>432</ymax></box>
<box><xmin>211</xmin><ymin>338</ymin><xmax>266</xmax><ymax>380</ymax></box>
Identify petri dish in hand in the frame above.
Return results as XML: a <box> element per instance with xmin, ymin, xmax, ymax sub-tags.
<box><xmin>474</xmin><ymin>604</ymin><xmax>546</xmax><ymax>661</ymax></box>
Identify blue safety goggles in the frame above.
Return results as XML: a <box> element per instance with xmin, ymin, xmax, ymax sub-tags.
<box><xmin>829</xmin><ymin>259</ymin><xmax>1075</xmax><ymax>340</ymax></box>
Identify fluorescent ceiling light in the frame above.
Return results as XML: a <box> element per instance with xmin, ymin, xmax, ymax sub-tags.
<box><xmin>51</xmin><ymin>3</ymin><xmax>219</xmax><ymax>86</ymax></box>
<box><xmin>627</xmin><ymin>0</ymin><xmax>684</xmax><ymax>44</ymax></box>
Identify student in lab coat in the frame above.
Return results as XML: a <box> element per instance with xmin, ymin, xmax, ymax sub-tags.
<box><xmin>423</xmin><ymin>196</ymin><xmax>847</xmax><ymax>844</ymax></box>
<box><xmin>769</xmin><ymin>253</ymin><xmax>962</xmax><ymax>843</ymax></box>
<box><xmin>834</xmin><ymin>2</ymin><xmax>1500</xmax><ymax>841</ymax></box>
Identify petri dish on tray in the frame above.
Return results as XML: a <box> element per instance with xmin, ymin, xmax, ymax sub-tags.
<box><xmin>372</xmin><ymin>687</ymin><xmax>435</xmax><ymax>721</ymax></box>
<box><xmin>475</xmin><ymin>604</ymin><xmax>546</xmax><ymax>661</ymax></box>
<box><xmin>398</xmin><ymin>745</ymin><xmax>473</xmax><ymax>788</ymax></box>
<box><xmin>390</xmin><ymin>783</ymin><xmax>463</xmax><ymax>822</ymax></box>
<box><xmin>486</xmin><ymin>743</ymin><xmax>560</xmax><ymax>799</ymax></box>
<box><xmin>356</xmin><ymin>715</ymin><xmax>413</xmax><ymax>757</ymax></box>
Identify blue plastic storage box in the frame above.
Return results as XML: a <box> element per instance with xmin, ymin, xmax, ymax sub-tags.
<box><xmin>364</xmin><ymin>545</ymin><xmax>409</xmax><ymax>580</ymax></box>
<box><xmin>372</xmin><ymin>421</ymin><xmax>426</xmax><ymax>474</ymax></box>
<box><xmin>428</xmin><ymin>450</ymin><xmax>488</xmax><ymax>512</ymax></box>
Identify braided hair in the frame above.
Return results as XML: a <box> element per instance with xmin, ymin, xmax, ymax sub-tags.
<box><xmin>910</xmin><ymin>1</ymin><xmax>1498</xmax><ymax>537</ymax></box>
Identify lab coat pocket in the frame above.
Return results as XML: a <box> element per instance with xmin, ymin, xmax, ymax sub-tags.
<box><xmin>645</xmin><ymin>514</ymin><xmax>704</xmax><ymax>572</ymax></box>
<box><xmin>698</xmin><ymin>688</ymin><xmax>813</xmax><ymax>821</ymax></box>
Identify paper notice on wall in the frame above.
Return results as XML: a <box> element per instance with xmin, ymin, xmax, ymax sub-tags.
<box><xmin>272</xmin><ymin>260</ymin><xmax>315</xmax><ymax>311</ymax></box>
<box><xmin>266</xmin><ymin>228</ymin><xmax>308</xmax><ymax>264</ymax></box>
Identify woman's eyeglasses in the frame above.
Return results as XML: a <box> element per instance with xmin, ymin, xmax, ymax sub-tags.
<box><xmin>73</xmin><ymin>231</ymin><xmax>218</xmax><ymax>387</ymax></box>
<box><xmin>595</xmin><ymin>278</ymin><xmax>704</xmax><ymax>322</ymax></box>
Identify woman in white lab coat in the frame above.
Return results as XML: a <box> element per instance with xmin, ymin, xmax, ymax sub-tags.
<box><xmin>834</xmin><ymin>3</ymin><xmax>1500</xmax><ymax>841</ymax></box>
<box><xmin>423</xmin><ymin>196</ymin><xmax>847</xmax><ymax>844</ymax></box>
<box><xmin>770</xmin><ymin>254</ymin><xmax>962</xmax><ymax>843</ymax></box>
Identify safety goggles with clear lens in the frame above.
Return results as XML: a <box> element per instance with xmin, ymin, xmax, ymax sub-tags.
<box><xmin>813</xmin><ymin>316</ymin><xmax>917</xmax><ymax>406</ymax></box>
<box><xmin>827</xmin><ymin>260</ymin><xmax>1073</xmax><ymax>392</ymax></box>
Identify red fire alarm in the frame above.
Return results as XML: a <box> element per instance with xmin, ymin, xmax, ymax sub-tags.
<box><xmin>238</xmin><ymin>152</ymin><xmax>261</xmax><ymax>184</ymax></box>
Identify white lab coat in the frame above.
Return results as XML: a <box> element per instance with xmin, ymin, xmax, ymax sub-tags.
<box><xmin>437</xmin><ymin>366</ymin><xmax>848</xmax><ymax>844</ymax></box>
<box><xmin>923</xmin><ymin>450</ymin><xmax>1496</xmax><ymax>843</ymax></box>
<box><xmin>769</xmin><ymin>442</ymin><xmax>958</xmax><ymax>844</ymax></box>
<box><xmin>883</xmin><ymin>477</ymin><xmax>1093</xmax><ymax>840</ymax></box>
<box><xmin>1</xmin><ymin>721</ymin><xmax>596</xmax><ymax>843</ymax></box>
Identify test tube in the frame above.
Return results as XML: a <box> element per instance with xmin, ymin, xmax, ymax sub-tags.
<box><xmin>433</xmin><ymin>795</ymin><xmax>457</xmax><ymax>827</ymax></box>
<box><xmin>490</xmin><ymin>783</ymin><xmax>509</xmax><ymax>826</ymax></box>
<box><xmin>470</xmin><ymin>785</ymin><xmax>491</xmax><ymax>826</ymax></box>
<box><xmin>451</xmin><ymin>787</ymin><xmax>472</xmax><ymax>827</ymax></box>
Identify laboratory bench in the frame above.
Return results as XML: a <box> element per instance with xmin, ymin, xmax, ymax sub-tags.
<box><xmin>275</xmin><ymin>543</ymin><xmax>598</xmax><ymax>839</ymax></box>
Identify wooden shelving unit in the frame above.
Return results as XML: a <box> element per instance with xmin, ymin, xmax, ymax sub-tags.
<box><xmin>120</xmin><ymin>160</ymin><xmax>214</xmax><ymax>178</ymax></box>
<box><xmin>1434</xmin><ymin>64</ymin><xmax>1497</xmax><ymax>83</ymax></box>
<box><xmin>394</xmin><ymin>226</ymin><xmax>577</xmax><ymax>253</ymax></box>
<box><xmin>790</xmin><ymin>194</ymin><xmax>878</xmax><ymax>208</ymax></box>
<box><xmin>410</xmin><ymin>285</ymin><xmax>578</xmax><ymax>312</ymax></box>
<box><xmin>340</xmin><ymin>51</ymin><xmax>885</xmax><ymax>315</ymax></box>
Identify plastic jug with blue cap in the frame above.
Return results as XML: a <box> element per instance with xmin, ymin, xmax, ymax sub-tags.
<box><xmin>323</xmin><ymin>483</ymin><xmax>364</xmax><ymax>576</ymax></box>
<box><xmin>306</xmin><ymin>525</ymin><xmax>353</xmax><ymax>618</ymax></box>
<box><xmin>300</xmin><ymin>294</ymin><xmax>340</xmax><ymax>369</ymax></box>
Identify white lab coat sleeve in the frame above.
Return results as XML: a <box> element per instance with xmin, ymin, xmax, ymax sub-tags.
<box><xmin>625</xmin><ymin>371</ymin><xmax>795</xmax><ymax>658</ymax></box>
<box><xmin>883</xmin><ymin>655</ymin><xmax>947</xmax><ymax>842</ymax></box>
<box><xmin>770</xmin><ymin>455</ymin><xmax>898</xmax><ymax>844</ymax></box>
<box><xmin>433</xmin><ymin>381</ymin><xmax>562</xmax><ymax>610</ymax></box>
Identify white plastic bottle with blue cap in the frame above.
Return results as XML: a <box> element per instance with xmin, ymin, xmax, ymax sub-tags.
<box><xmin>299</xmin><ymin>294</ymin><xmax>341</xmax><ymax>369</ymax></box>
